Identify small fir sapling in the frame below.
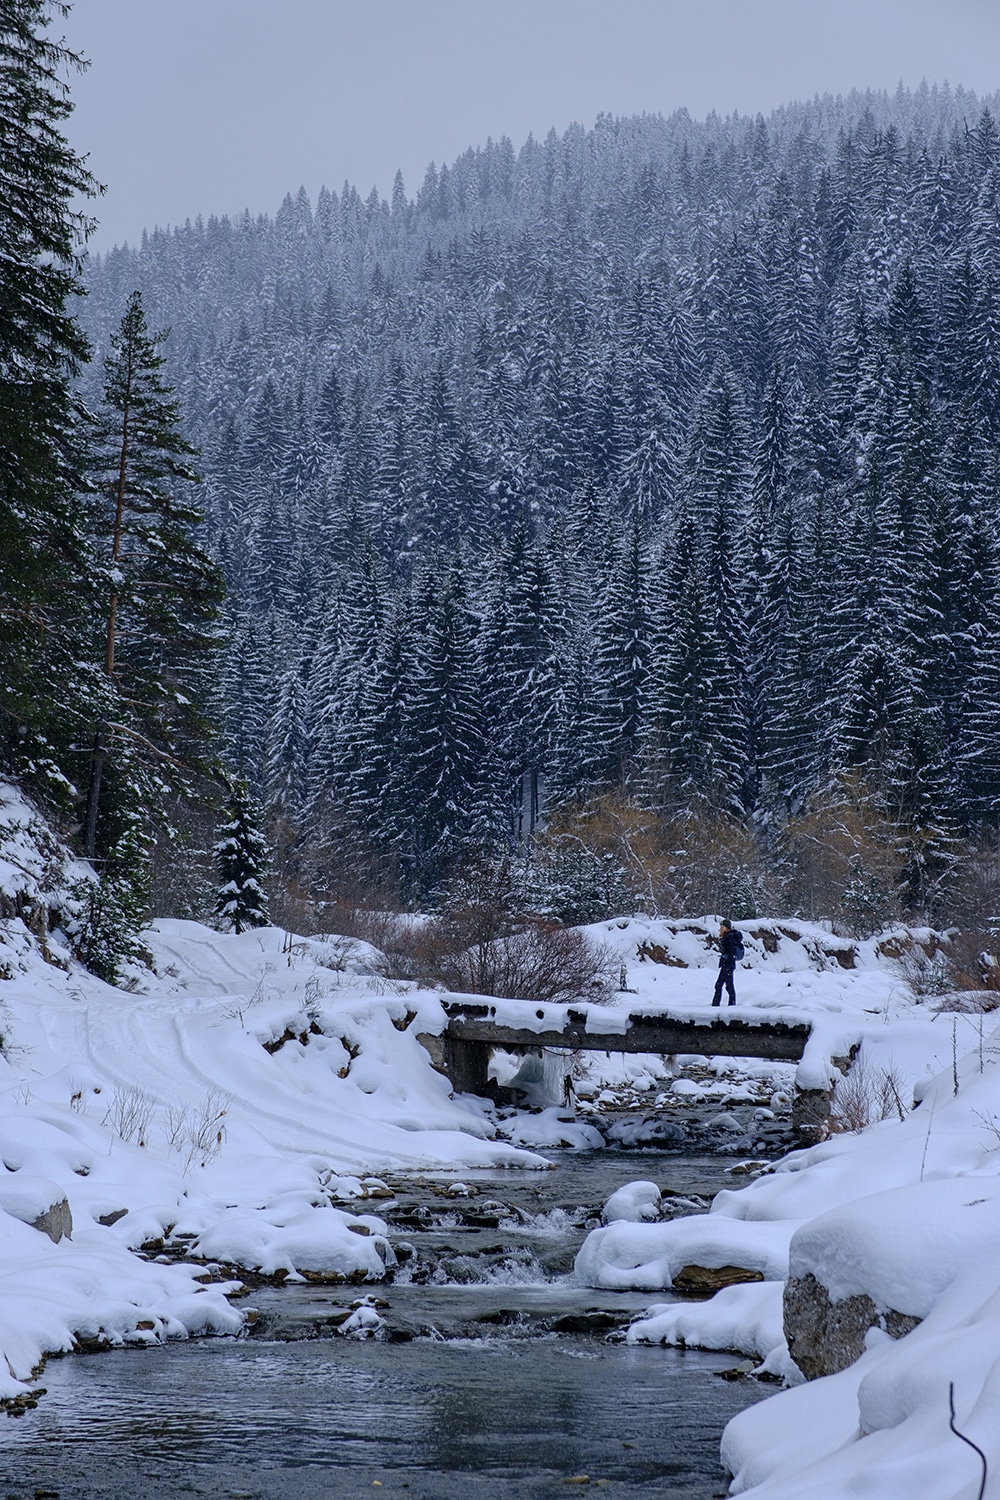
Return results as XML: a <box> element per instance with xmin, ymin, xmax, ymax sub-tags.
<box><xmin>213</xmin><ymin>781</ymin><xmax>271</xmax><ymax>933</ymax></box>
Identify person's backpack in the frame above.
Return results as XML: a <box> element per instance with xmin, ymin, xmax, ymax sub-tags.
<box><xmin>732</xmin><ymin>929</ymin><xmax>745</xmax><ymax>961</ymax></box>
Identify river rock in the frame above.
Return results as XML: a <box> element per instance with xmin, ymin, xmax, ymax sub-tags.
<box><xmin>673</xmin><ymin>1263</ymin><xmax>765</xmax><ymax>1294</ymax></box>
<box><xmin>32</xmin><ymin>1197</ymin><xmax>72</xmax><ymax>1243</ymax></box>
<box><xmin>551</xmin><ymin>1309</ymin><xmax>624</xmax><ymax>1334</ymax></box>
<box><xmin>790</xmin><ymin>1086</ymin><xmax>833</xmax><ymax>1143</ymax></box>
<box><xmin>250</xmin><ymin>1306</ymin><xmax>357</xmax><ymax>1341</ymax></box>
<box><xmin>783</xmin><ymin>1272</ymin><xmax>920</xmax><ymax>1380</ymax></box>
<box><xmin>0</xmin><ymin>1176</ymin><xmax>72</xmax><ymax>1242</ymax></box>
<box><xmin>601</xmin><ymin>1181</ymin><xmax>661</xmax><ymax>1224</ymax></box>
<box><xmin>603</xmin><ymin>1116</ymin><xmax>685</xmax><ymax>1148</ymax></box>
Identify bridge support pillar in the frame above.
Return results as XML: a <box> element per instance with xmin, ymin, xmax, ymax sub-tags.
<box><xmin>792</xmin><ymin>1086</ymin><xmax>832</xmax><ymax>1144</ymax></box>
<box><xmin>442</xmin><ymin>1036</ymin><xmax>491</xmax><ymax>1096</ymax></box>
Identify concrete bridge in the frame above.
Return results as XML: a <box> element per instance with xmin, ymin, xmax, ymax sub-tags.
<box><xmin>419</xmin><ymin>998</ymin><xmax>839</xmax><ymax>1140</ymax></box>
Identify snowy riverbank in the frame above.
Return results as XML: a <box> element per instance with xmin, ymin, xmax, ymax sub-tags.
<box><xmin>5</xmin><ymin>779</ymin><xmax>1000</xmax><ymax>1494</ymax></box>
<box><xmin>572</xmin><ymin>926</ymin><xmax>1000</xmax><ymax>1497</ymax></box>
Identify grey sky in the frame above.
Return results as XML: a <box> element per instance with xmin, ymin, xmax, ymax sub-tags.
<box><xmin>63</xmin><ymin>0</ymin><xmax>1000</xmax><ymax>252</ymax></box>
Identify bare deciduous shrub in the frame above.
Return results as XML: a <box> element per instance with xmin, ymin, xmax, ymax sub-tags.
<box><xmin>166</xmin><ymin>1088</ymin><xmax>233</xmax><ymax>1170</ymax></box>
<box><xmin>437</xmin><ymin>922</ymin><xmax>614</xmax><ymax>1003</ymax></box>
<box><xmin>783</xmin><ymin>775</ymin><xmax>906</xmax><ymax>936</ymax></box>
<box><xmin>831</xmin><ymin>1054</ymin><xmax>907</xmax><ymax>1133</ymax></box>
<box><xmin>938</xmin><ymin>932</ymin><xmax>1000</xmax><ymax>1000</ymax></box>
<box><xmin>370</xmin><ymin>918</ymin><xmax>458</xmax><ymax>983</ymax></box>
<box><xmin>894</xmin><ymin>946</ymin><xmax>954</xmax><ymax>998</ymax></box>
<box><xmin>103</xmin><ymin>1085</ymin><xmax>154</xmax><ymax>1147</ymax></box>
<box><xmin>537</xmin><ymin>791</ymin><xmax>780</xmax><ymax>919</ymax></box>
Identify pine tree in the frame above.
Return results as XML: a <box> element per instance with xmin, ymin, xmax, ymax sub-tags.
<box><xmin>84</xmin><ymin>291</ymin><xmax>225</xmax><ymax>862</ymax></box>
<box><xmin>265</xmin><ymin>653</ymin><xmax>311</xmax><ymax>817</ymax></box>
<box><xmin>478</xmin><ymin>527</ymin><xmax>568</xmax><ymax>840</ymax></box>
<box><xmin>213</xmin><ymin>781</ymin><xmax>271</xmax><ymax>933</ymax></box>
<box><xmin>407</xmin><ymin>567</ymin><xmax>490</xmax><ymax>890</ymax></box>
<box><xmin>593</xmin><ymin>519</ymin><xmax>651</xmax><ymax>784</ymax></box>
<box><xmin>0</xmin><ymin>0</ymin><xmax>101</xmax><ymax>802</ymax></box>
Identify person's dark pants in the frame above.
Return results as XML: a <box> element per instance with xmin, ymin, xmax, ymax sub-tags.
<box><xmin>712</xmin><ymin>961</ymin><xmax>736</xmax><ymax>1006</ymax></box>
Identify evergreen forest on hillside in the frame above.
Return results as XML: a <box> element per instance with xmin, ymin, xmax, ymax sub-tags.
<box><xmin>7</xmin><ymin>0</ymin><xmax>1000</xmax><ymax>958</ymax></box>
<box><xmin>76</xmin><ymin>85</ymin><xmax>1000</xmax><ymax>931</ymax></box>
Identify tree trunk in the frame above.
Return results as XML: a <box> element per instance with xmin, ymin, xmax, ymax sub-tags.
<box><xmin>83</xmin><ymin>729</ymin><xmax>107</xmax><ymax>861</ymax></box>
<box><xmin>85</xmin><ymin>375</ymin><xmax>130</xmax><ymax>858</ymax></box>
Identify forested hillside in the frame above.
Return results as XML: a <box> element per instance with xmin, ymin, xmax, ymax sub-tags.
<box><xmin>0</xmin><ymin>1</ymin><xmax>230</xmax><ymax>978</ymax></box>
<box><xmin>78</xmin><ymin>86</ymin><xmax>1000</xmax><ymax>928</ymax></box>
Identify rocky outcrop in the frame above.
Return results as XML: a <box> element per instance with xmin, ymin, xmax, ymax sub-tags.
<box><xmin>0</xmin><ymin>1176</ymin><xmax>73</xmax><ymax>1242</ymax></box>
<box><xmin>31</xmin><ymin>1197</ymin><xmax>72</xmax><ymax>1244</ymax></box>
<box><xmin>674</xmin><ymin>1263</ymin><xmax>765</xmax><ymax>1294</ymax></box>
<box><xmin>783</xmin><ymin>1272</ymin><xmax>920</xmax><ymax>1379</ymax></box>
<box><xmin>790</xmin><ymin>1086</ymin><xmax>834</xmax><ymax>1143</ymax></box>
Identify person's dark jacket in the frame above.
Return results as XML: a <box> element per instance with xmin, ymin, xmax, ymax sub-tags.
<box><xmin>718</xmin><ymin>929</ymin><xmax>741</xmax><ymax>968</ymax></box>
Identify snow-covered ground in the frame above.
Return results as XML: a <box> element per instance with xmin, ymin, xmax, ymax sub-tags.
<box><xmin>0</xmin><ymin>909</ymin><xmax>558</xmax><ymax>1400</ymax></box>
<box><xmin>576</xmin><ymin>918</ymin><xmax>1000</xmax><ymax>1497</ymax></box>
<box><xmin>4</xmin><ymin>781</ymin><xmax>1000</xmax><ymax>1494</ymax></box>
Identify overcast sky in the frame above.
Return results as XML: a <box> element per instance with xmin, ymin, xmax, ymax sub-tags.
<box><xmin>62</xmin><ymin>0</ymin><xmax>1000</xmax><ymax>251</ymax></box>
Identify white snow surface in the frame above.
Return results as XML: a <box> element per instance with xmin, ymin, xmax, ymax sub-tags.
<box><xmin>628</xmin><ymin>1281</ymin><xmax>790</xmax><ymax>1377</ymax></box>
<box><xmin>0</xmin><ymin>827</ymin><xmax>561</xmax><ymax>1400</ymax></box>
<box><xmin>4</xmin><ymin>794</ymin><xmax>1000</xmax><ymax>1493</ymax></box>
<box><xmin>714</xmin><ymin>1055</ymin><xmax>1000</xmax><ymax>1499</ymax></box>
<box><xmin>602</xmin><ymin>1179</ymin><xmax>661</xmax><ymax>1223</ymax></box>
<box><xmin>571</xmin><ymin>917</ymin><xmax>1000</xmax><ymax>1497</ymax></box>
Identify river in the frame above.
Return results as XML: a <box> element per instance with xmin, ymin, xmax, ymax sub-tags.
<box><xmin>1</xmin><ymin>1149</ymin><xmax>772</xmax><ymax>1499</ymax></box>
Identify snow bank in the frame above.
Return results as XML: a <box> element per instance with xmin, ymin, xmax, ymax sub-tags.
<box><xmin>789</xmin><ymin>1176</ymin><xmax>1000</xmax><ymax>1318</ymax></box>
<box><xmin>584</xmin><ymin>1007</ymin><xmax>1000</xmax><ymax>1497</ymax></box>
<box><xmin>628</xmin><ymin>1281</ymin><xmax>790</xmax><ymax>1376</ymax></box>
<box><xmin>0</xmin><ymin>782</ymin><xmax>91</xmax><ymax>916</ymax></box>
<box><xmin>0</xmin><ymin>790</ymin><xmax>564</xmax><ymax>1399</ymax></box>
<box><xmin>0</xmin><ymin>1203</ymin><xmax>240</xmax><ymax>1400</ymax></box>
<box><xmin>714</xmin><ymin>1042</ymin><xmax>1000</xmax><ymax>1497</ymax></box>
<box><xmin>575</xmin><ymin>1214</ymin><xmax>794</xmax><ymax>1291</ymax></box>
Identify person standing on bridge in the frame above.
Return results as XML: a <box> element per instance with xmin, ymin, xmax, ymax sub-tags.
<box><xmin>711</xmin><ymin>919</ymin><xmax>743</xmax><ymax>1007</ymax></box>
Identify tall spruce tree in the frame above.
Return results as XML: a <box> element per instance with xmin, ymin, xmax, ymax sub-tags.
<box><xmin>0</xmin><ymin>0</ymin><xmax>100</xmax><ymax>801</ymax></box>
<box><xmin>407</xmin><ymin>567</ymin><xmax>489</xmax><ymax>890</ymax></box>
<box><xmin>213</xmin><ymin>780</ymin><xmax>271</xmax><ymax>933</ymax></box>
<box><xmin>84</xmin><ymin>291</ymin><xmax>224</xmax><ymax>868</ymax></box>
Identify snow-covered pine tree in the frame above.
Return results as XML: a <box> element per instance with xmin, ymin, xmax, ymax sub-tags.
<box><xmin>0</xmin><ymin>0</ymin><xmax>101</xmax><ymax>804</ymax></box>
<box><xmin>84</xmin><ymin>290</ymin><xmax>225</xmax><ymax>865</ymax></box>
<box><xmin>406</xmin><ymin>566</ymin><xmax>491</xmax><ymax>891</ymax></box>
<box><xmin>593</xmin><ymin>518</ymin><xmax>651</xmax><ymax>785</ymax></box>
<box><xmin>213</xmin><ymin>781</ymin><xmax>271</xmax><ymax>933</ymax></box>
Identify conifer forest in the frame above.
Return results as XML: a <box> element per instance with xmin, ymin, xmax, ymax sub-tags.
<box><xmin>8</xmin><ymin>0</ymin><xmax>1000</xmax><ymax>950</ymax></box>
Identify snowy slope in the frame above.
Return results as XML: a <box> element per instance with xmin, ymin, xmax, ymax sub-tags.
<box><xmin>0</xmin><ymin>912</ymin><xmax>561</xmax><ymax>1400</ymax></box>
<box><xmin>4</xmin><ymin>783</ymin><xmax>1000</xmax><ymax>1489</ymax></box>
<box><xmin>568</xmin><ymin>922</ymin><xmax>1000</xmax><ymax>1498</ymax></box>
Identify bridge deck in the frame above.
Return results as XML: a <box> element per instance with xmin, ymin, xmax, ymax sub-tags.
<box><xmin>423</xmin><ymin>998</ymin><xmax>831</xmax><ymax>1141</ymax></box>
<box><xmin>440</xmin><ymin>1000</ymin><xmax>810</xmax><ymax>1062</ymax></box>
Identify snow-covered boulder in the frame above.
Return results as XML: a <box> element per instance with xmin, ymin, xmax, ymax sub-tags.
<box><xmin>601</xmin><ymin>1180</ymin><xmax>661</xmax><ymax>1223</ymax></box>
<box><xmin>575</xmin><ymin>1213</ymin><xmax>793</xmax><ymax>1291</ymax></box>
<box><xmin>0</xmin><ymin>1175</ymin><xmax>72</xmax><ymax>1241</ymax></box>
<box><xmin>628</xmin><ymin>1280</ymin><xmax>791</xmax><ymax>1378</ymax></box>
<box><xmin>193</xmin><ymin>1205</ymin><xmax>395</xmax><ymax>1282</ymax></box>
<box><xmin>783</xmin><ymin>1176</ymin><xmax>1000</xmax><ymax>1379</ymax></box>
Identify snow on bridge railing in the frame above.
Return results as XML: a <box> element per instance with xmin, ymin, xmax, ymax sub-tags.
<box><xmin>437</xmin><ymin>993</ymin><xmax>863</xmax><ymax>1095</ymax></box>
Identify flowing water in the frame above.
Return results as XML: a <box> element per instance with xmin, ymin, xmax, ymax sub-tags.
<box><xmin>0</xmin><ymin>1150</ymin><xmax>773</xmax><ymax>1500</ymax></box>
